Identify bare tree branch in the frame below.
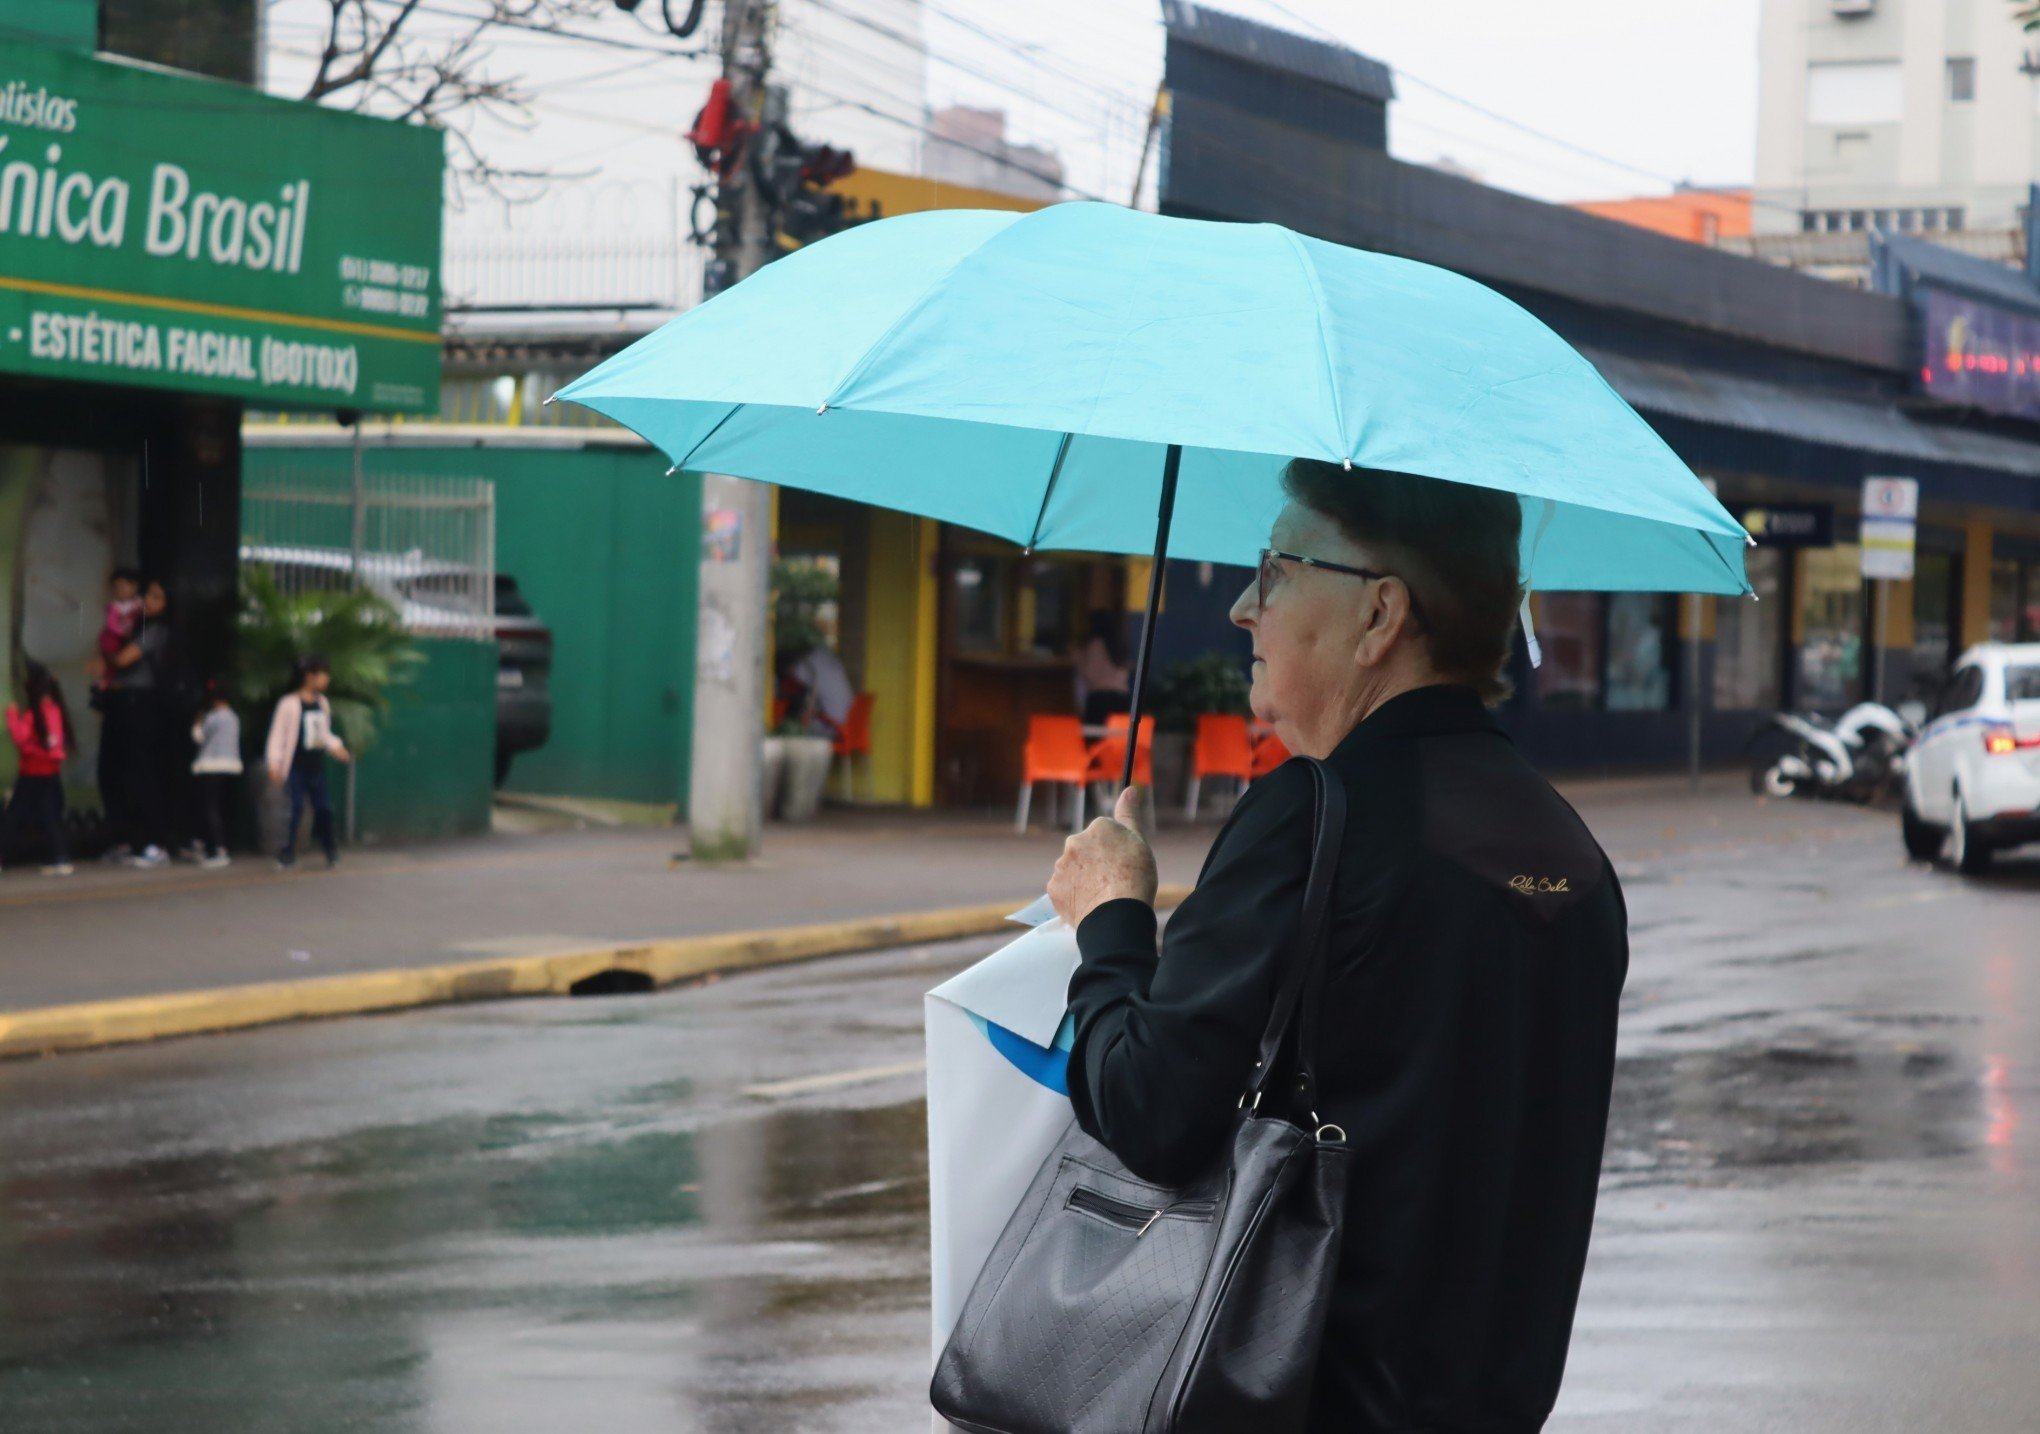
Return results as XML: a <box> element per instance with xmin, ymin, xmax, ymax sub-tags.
<box><xmin>298</xmin><ymin>0</ymin><xmax>616</xmax><ymax>194</ymax></box>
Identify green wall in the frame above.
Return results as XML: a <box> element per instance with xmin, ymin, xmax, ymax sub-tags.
<box><xmin>489</xmin><ymin>447</ymin><xmax>701</xmax><ymax>807</ymax></box>
<box><xmin>353</xmin><ymin>637</ymin><xmax>496</xmax><ymax>843</ymax></box>
<box><xmin>0</xmin><ymin>0</ymin><xmax>96</xmax><ymax>49</ymax></box>
<box><xmin>244</xmin><ymin>441</ymin><xmax>700</xmax><ymax>808</ymax></box>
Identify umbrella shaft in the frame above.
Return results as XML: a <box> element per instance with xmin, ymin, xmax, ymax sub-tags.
<box><xmin>1122</xmin><ymin>444</ymin><xmax>1181</xmax><ymax>791</ymax></box>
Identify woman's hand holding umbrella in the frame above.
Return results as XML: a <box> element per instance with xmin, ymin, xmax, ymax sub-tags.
<box><xmin>1048</xmin><ymin>785</ymin><xmax>1157</xmax><ymax>928</ymax></box>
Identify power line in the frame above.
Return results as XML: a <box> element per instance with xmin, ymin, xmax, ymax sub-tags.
<box><xmin>1243</xmin><ymin>0</ymin><xmax>1791</xmax><ymax>212</ymax></box>
<box><xmin>917</xmin><ymin>0</ymin><xmax>1157</xmax><ymax>120</ymax></box>
<box><xmin>357</xmin><ymin>0</ymin><xmax>714</xmax><ymax>59</ymax></box>
<box><xmin>794</xmin><ymin>0</ymin><xmax>1150</xmax><ymax>128</ymax></box>
<box><xmin>797</xmin><ymin>78</ymin><xmax>1112</xmax><ymax>200</ymax></box>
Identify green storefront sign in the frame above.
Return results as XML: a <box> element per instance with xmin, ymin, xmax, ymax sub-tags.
<box><xmin>0</xmin><ymin>44</ymin><xmax>441</xmax><ymax>411</ymax></box>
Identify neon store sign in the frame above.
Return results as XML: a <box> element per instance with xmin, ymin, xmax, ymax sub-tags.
<box><xmin>1917</xmin><ymin>286</ymin><xmax>2040</xmax><ymax>421</ymax></box>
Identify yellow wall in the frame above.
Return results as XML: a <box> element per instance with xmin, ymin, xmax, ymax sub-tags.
<box><xmin>860</xmin><ymin>510</ymin><xmax>939</xmax><ymax>805</ymax></box>
<box><xmin>1678</xmin><ymin>592</ymin><xmax>1718</xmax><ymax>642</ymax></box>
<box><xmin>835</xmin><ymin>167</ymin><xmax>1051</xmax><ymax>220</ymax></box>
<box><xmin>1962</xmin><ymin>519</ymin><xmax>1994</xmax><ymax>647</ymax></box>
<box><xmin>1878</xmin><ymin>577</ymin><xmax>1915</xmax><ymax>650</ymax></box>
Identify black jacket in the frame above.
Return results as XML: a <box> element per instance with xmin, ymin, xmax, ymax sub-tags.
<box><xmin>1068</xmin><ymin>683</ymin><xmax>1627</xmax><ymax>1433</ymax></box>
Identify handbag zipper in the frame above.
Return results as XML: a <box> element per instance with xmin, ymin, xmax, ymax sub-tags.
<box><xmin>1066</xmin><ymin>1186</ymin><xmax>1217</xmax><ymax>1235</ymax></box>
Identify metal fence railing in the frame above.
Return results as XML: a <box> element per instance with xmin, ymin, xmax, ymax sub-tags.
<box><xmin>241</xmin><ymin>465</ymin><xmax>497</xmax><ymax>641</ymax></box>
<box><xmin>442</xmin><ymin>179</ymin><xmax>703</xmax><ymax>315</ymax></box>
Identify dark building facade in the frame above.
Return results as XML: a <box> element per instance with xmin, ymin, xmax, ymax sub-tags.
<box><xmin>1152</xmin><ymin>2</ymin><xmax>2040</xmax><ymax>772</ymax></box>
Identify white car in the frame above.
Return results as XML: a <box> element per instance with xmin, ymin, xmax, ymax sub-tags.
<box><xmin>1901</xmin><ymin>642</ymin><xmax>2040</xmax><ymax>873</ymax></box>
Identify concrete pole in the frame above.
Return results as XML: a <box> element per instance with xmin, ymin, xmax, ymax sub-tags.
<box><xmin>346</xmin><ymin>417</ymin><xmax>364</xmax><ymax>843</ymax></box>
<box><xmin>686</xmin><ymin>0</ymin><xmax>776</xmax><ymax>860</ymax></box>
<box><xmin>1873</xmin><ymin>577</ymin><xmax>1889</xmax><ymax>706</ymax></box>
<box><xmin>1686</xmin><ymin>591</ymin><xmax>1702</xmax><ymax>791</ymax></box>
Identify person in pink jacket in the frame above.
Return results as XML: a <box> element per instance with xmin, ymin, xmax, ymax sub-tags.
<box><xmin>3</xmin><ymin>660</ymin><xmax>74</xmax><ymax>875</ymax></box>
<box><xmin>265</xmin><ymin>653</ymin><xmax>351</xmax><ymax>870</ymax></box>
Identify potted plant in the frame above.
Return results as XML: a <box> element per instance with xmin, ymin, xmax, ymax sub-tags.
<box><xmin>776</xmin><ymin>722</ymin><xmax>835</xmax><ymax>822</ymax></box>
<box><xmin>1147</xmin><ymin>652</ymin><xmax>1254</xmax><ymax>809</ymax></box>
<box><xmin>760</xmin><ymin>720</ymin><xmax>791</xmax><ymax>821</ymax></box>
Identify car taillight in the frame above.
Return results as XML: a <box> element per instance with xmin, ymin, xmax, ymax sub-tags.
<box><xmin>1982</xmin><ymin>725</ymin><xmax>2040</xmax><ymax>755</ymax></box>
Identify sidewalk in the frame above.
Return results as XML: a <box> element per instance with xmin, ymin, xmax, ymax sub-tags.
<box><xmin>0</xmin><ymin>773</ymin><xmax>1880</xmax><ymax>1022</ymax></box>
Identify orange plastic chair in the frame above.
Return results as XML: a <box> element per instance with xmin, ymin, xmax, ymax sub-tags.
<box><xmin>1187</xmin><ymin>713</ymin><xmax>1255</xmax><ymax>819</ymax></box>
<box><xmin>1086</xmin><ymin>713</ymin><xmax>1154</xmax><ymax>791</ymax></box>
<box><xmin>1018</xmin><ymin>715</ymin><xmax>1093</xmax><ymax>834</ymax></box>
<box><xmin>1250</xmin><ymin>728</ymin><xmax>1291</xmax><ymax>780</ymax></box>
<box><xmin>831</xmin><ymin>693</ymin><xmax>875</xmax><ymax>801</ymax></box>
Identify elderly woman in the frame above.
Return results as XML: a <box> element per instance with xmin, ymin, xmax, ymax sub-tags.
<box><xmin>1047</xmin><ymin>458</ymin><xmax>1628</xmax><ymax>1433</ymax></box>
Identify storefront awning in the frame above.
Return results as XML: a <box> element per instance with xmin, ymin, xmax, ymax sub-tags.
<box><xmin>1585</xmin><ymin>348</ymin><xmax>2040</xmax><ymax>479</ymax></box>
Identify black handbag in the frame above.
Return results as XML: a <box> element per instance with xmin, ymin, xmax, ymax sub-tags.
<box><xmin>932</xmin><ymin>757</ymin><xmax>1351</xmax><ymax>1434</ymax></box>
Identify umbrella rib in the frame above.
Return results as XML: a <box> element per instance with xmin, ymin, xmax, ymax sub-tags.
<box><xmin>818</xmin><ymin>217</ymin><xmax>1025</xmax><ymax>409</ymax></box>
<box><xmin>1022</xmin><ymin>432</ymin><xmax>1076</xmax><ymax>552</ymax></box>
<box><xmin>1280</xmin><ymin>229</ymin><xmax>1354</xmax><ymax>465</ymax></box>
<box><xmin>670</xmin><ymin>403</ymin><xmax>745</xmax><ymax>473</ymax></box>
<box><xmin>1696</xmin><ymin>527</ymin><xmax>1756</xmax><ymax>596</ymax></box>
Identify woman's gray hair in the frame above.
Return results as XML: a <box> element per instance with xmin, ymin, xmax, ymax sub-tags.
<box><xmin>1280</xmin><ymin>459</ymin><xmax>1523</xmax><ymax>702</ymax></box>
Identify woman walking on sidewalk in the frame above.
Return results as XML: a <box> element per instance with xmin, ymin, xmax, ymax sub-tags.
<box><xmin>266</xmin><ymin>654</ymin><xmax>350</xmax><ymax>871</ymax></box>
<box><xmin>3</xmin><ymin>660</ymin><xmax>75</xmax><ymax>876</ymax></box>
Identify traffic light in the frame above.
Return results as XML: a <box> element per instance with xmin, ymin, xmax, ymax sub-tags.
<box><xmin>778</xmin><ymin>141</ymin><xmax>856</xmax><ymax>247</ymax></box>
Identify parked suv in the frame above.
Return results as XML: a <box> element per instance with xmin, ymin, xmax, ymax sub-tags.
<box><xmin>489</xmin><ymin>573</ymin><xmax>552</xmax><ymax>785</ymax></box>
<box><xmin>1900</xmin><ymin>643</ymin><xmax>2040</xmax><ymax>873</ymax></box>
<box><xmin>240</xmin><ymin>545</ymin><xmax>552</xmax><ymax>786</ymax></box>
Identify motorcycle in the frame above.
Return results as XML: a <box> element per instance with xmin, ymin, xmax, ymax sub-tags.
<box><xmin>1748</xmin><ymin>701</ymin><xmax>1918</xmax><ymax>803</ymax></box>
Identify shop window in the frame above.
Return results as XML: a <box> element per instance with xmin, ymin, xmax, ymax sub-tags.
<box><xmin>1989</xmin><ymin>559</ymin><xmax>2021</xmax><ymax>643</ymax></box>
<box><xmin>1987</xmin><ymin>558</ymin><xmax>2040</xmax><ymax>644</ymax></box>
<box><xmin>954</xmin><ymin>556</ymin><xmax>1007</xmax><ymax>654</ymax></box>
<box><xmin>1715</xmin><ymin>546</ymin><xmax>1784</xmax><ymax>710</ymax></box>
<box><xmin>1534</xmin><ymin>593</ymin><xmax>1604</xmax><ymax>711</ymax></box>
<box><xmin>1799</xmin><ymin>546</ymin><xmax>1867</xmax><ymax>707</ymax></box>
<box><xmin>1606</xmin><ymin>592</ymin><xmax>1674</xmax><ymax>710</ymax></box>
<box><xmin>1911</xmin><ymin>550</ymin><xmax>1957</xmax><ymax>675</ymax></box>
<box><xmin>1025</xmin><ymin>559</ymin><xmax>1075</xmax><ymax>657</ymax></box>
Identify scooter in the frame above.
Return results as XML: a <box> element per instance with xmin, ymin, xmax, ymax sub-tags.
<box><xmin>1748</xmin><ymin>701</ymin><xmax>1917</xmax><ymax>803</ymax></box>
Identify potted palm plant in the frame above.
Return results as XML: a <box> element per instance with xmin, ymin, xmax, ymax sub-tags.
<box><xmin>1149</xmin><ymin>652</ymin><xmax>1254</xmax><ymax>809</ymax></box>
<box><xmin>236</xmin><ymin>566</ymin><xmax>420</xmax><ymax>849</ymax></box>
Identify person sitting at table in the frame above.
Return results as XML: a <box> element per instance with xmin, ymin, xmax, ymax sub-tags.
<box><xmin>784</xmin><ymin>640</ymin><xmax>854</xmax><ymax>738</ymax></box>
<box><xmin>1075</xmin><ymin>609</ymin><xmax>1131</xmax><ymax>725</ymax></box>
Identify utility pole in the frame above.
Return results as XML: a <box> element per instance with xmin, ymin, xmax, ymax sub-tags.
<box><xmin>686</xmin><ymin>0</ymin><xmax>777</xmax><ymax>860</ymax></box>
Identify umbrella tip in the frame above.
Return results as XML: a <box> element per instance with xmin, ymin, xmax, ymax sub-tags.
<box><xmin>666</xmin><ymin>466</ymin><xmax>678</xmax><ymax>476</ymax></box>
<box><xmin>1343</xmin><ymin>458</ymin><xmax>1353</xmax><ymax>471</ymax></box>
<box><xmin>816</xmin><ymin>402</ymin><xmax>829</xmax><ymax>415</ymax></box>
<box><xmin>542</xmin><ymin>395</ymin><xmax>555</xmax><ymax>406</ymax></box>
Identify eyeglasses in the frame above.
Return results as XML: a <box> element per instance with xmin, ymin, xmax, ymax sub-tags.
<box><xmin>1255</xmin><ymin>548</ymin><xmax>1426</xmax><ymax>628</ymax></box>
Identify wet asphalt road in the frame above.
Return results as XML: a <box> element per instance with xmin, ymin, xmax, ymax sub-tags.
<box><xmin>1</xmin><ymin>791</ymin><xmax>2036</xmax><ymax>1433</ymax></box>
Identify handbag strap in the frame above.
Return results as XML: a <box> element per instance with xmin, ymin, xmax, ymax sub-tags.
<box><xmin>1243</xmin><ymin>755</ymin><xmax>1346</xmax><ymax>1115</ymax></box>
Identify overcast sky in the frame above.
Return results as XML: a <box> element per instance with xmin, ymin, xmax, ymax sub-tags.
<box><xmin>265</xmin><ymin>0</ymin><xmax>1763</xmax><ymax>251</ymax></box>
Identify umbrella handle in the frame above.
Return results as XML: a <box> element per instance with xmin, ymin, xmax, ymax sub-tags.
<box><xmin>1121</xmin><ymin>444</ymin><xmax>1181</xmax><ymax>792</ymax></box>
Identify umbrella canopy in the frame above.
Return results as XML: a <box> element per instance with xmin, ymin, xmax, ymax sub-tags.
<box><xmin>556</xmin><ymin>202</ymin><xmax>1750</xmax><ymax>596</ymax></box>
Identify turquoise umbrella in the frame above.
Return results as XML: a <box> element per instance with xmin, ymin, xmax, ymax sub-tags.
<box><xmin>557</xmin><ymin>202</ymin><xmax>1750</xmax><ymax>780</ymax></box>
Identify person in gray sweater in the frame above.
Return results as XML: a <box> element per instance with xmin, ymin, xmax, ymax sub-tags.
<box><xmin>190</xmin><ymin>685</ymin><xmax>243</xmax><ymax>868</ymax></box>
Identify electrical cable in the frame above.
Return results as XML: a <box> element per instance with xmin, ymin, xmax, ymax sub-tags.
<box><xmin>356</xmin><ymin>0</ymin><xmax>714</xmax><ymax>59</ymax></box>
<box><xmin>660</xmin><ymin>0</ymin><xmax>709</xmax><ymax>41</ymax></box>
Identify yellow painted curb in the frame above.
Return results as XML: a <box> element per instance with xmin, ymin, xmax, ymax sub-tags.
<box><xmin>0</xmin><ymin>884</ymin><xmax>1195</xmax><ymax>1061</ymax></box>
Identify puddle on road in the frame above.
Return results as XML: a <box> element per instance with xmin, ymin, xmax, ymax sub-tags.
<box><xmin>1605</xmin><ymin>1033</ymin><xmax>1985</xmax><ymax>1183</ymax></box>
<box><xmin>0</xmin><ymin>1093</ymin><xmax>934</xmax><ymax>1433</ymax></box>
